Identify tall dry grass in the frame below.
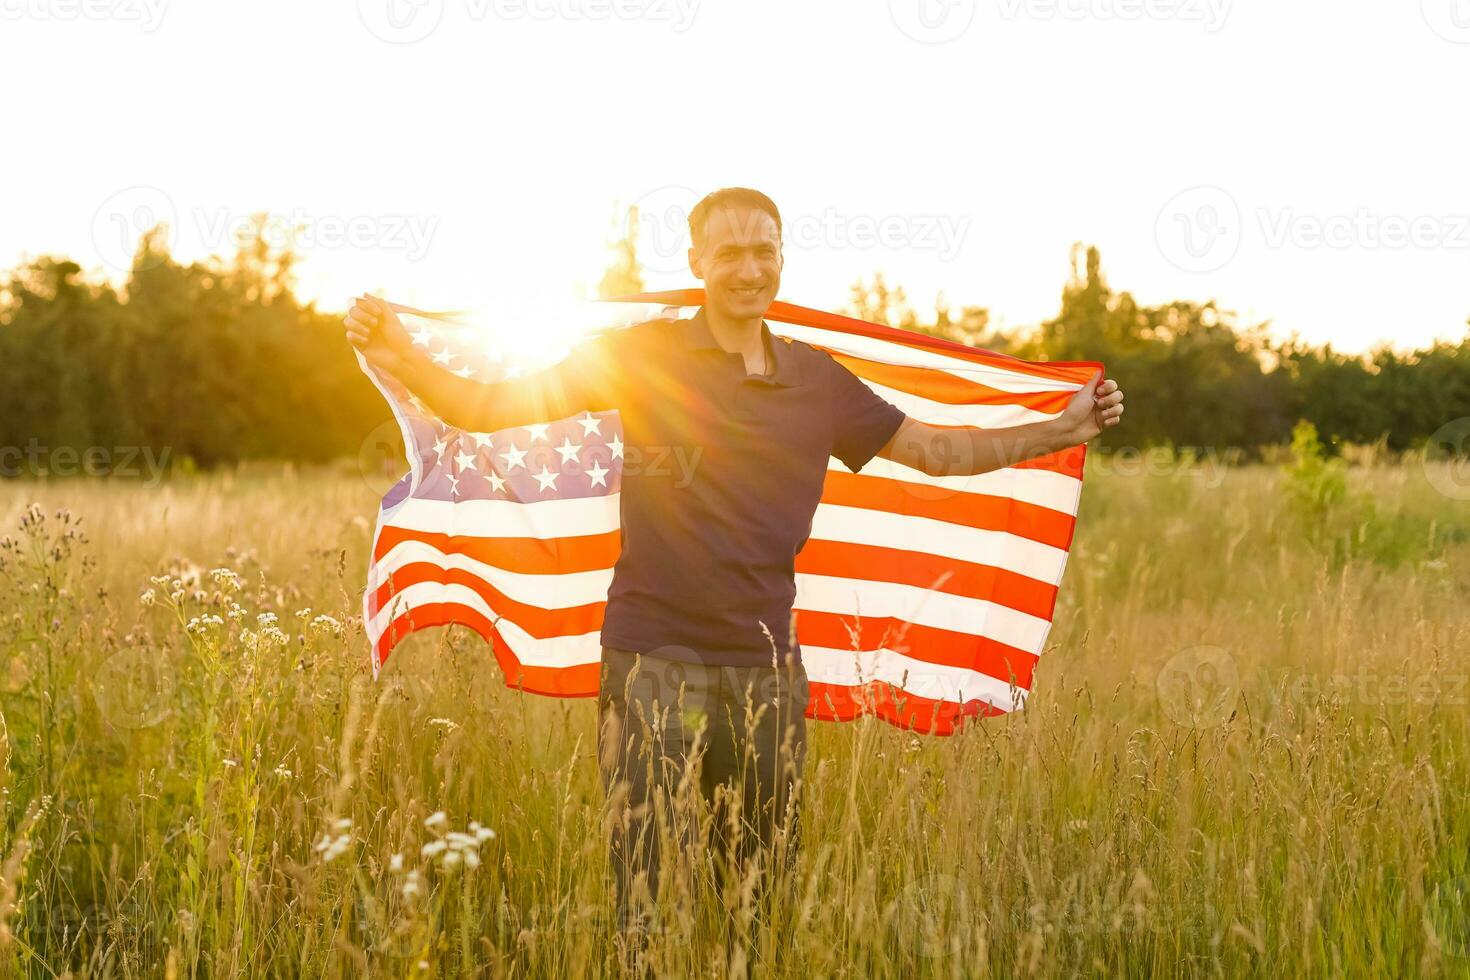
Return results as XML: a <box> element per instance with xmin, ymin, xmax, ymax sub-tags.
<box><xmin>0</xmin><ymin>450</ymin><xmax>1466</xmax><ymax>978</ymax></box>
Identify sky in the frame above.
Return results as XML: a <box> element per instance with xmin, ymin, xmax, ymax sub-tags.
<box><xmin>2</xmin><ymin>0</ymin><xmax>1467</xmax><ymax>353</ymax></box>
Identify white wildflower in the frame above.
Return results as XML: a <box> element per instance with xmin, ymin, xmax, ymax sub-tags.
<box><xmin>401</xmin><ymin>870</ymin><xmax>423</xmax><ymax>899</ymax></box>
<box><xmin>309</xmin><ymin>614</ymin><xmax>343</xmax><ymax>637</ymax></box>
<box><xmin>389</xmin><ymin>853</ymin><xmax>404</xmax><ymax>873</ymax></box>
<box><xmin>185</xmin><ymin>614</ymin><xmax>225</xmax><ymax>635</ymax></box>
<box><xmin>315</xmin><ymin>832</ymin><xmax>353</xmax><ymax>863</ymax></box>
<box><xmin>423</xmin><ymin>811</ymin><xmax>448</xmax><ymax>833</ymax></box>
<box><xmin>139</xmin><ymin>588</ymin><xmax>156</xmax><ymax>607</ymax></box>
<box><xmin>257</xmin><ymin>612</ymin><xmax>279</xmax><ymax>628</ymax></box>
<box><xmin>418</xmin><ymin>820</ymin><xmax>489</xmax><ymax>873</ymax></box>
<box><xmin>273</xmin><ymin>765</ymin><xmax>293</xmax><ymax>779</ymax></box>
<box><xmin>470</xmin><ymin>821</ymin><xmax>496</xmax><ymax>843</ymax></box>
<box><xmin>209</xmin><ymin>568</ymin><xmax>242</xmax><ymax>592</ymax></box>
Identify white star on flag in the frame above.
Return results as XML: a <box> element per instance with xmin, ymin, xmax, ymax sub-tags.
<box><xmin>555</xmin><ymin>438</ymin><xmax>581</xmax><ymax>464</ymax></box>
<box><xmin>499</xmin><ymin>445</ymin><xmax>527</xmax><ymax>471</ymax></box>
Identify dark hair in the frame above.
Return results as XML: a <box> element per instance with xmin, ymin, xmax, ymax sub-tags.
<box><xmin>687</xmin><ymin>187</ymin><xmax>783</xmax><ymax>250</ymax></box>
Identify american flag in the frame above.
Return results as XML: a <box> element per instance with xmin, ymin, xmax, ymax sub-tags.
<box><xmin>359</xmin><ymin>290</ymin><xmax>1100</xmax><ymax>735</ymax></box>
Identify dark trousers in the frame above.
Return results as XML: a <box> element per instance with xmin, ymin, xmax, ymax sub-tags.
<box><xmin>597</xmin><ymin>646</ymin><xmax>809</xmax><ymax>934</ymax></box>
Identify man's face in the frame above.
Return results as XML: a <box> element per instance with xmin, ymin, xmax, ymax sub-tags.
<box><xmin>688</xmin><ymin>206</ymin><xmax>783</xmax><ymax>320</ymax></box>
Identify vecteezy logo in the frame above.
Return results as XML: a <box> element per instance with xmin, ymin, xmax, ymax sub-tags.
<box><xmin>890</xmin><ymin>0</ymin><xmax>976</xmax><ymax>43</ymax></box>
<box><xmin>1422</xmin><ymin>0</ymin><xmax>1470</xmax><ymax>43</ymax></box>
<box><xmin>1156</xmin><ymin>645</ymin><xmax>1238</xmax><ymax>728</ymax></box>
<box><xmin>893</xmin><ymin>872</ymin><xmax>971</xmax><ymax>958</ymax></box>
<box><xmin>894</xmin><ymin>411</ymin><xmax>971</xmax><ymax>504</ymax></box>
<box><xmin>91</xmin><ymin>185</ymin><xmax>177</xmax><ymax>273</ymax></box>
<box><xmin>629</xmin><ymin>185</ymin><xmax>701</xmax><ymax>276</ymax></box>
<box><xmin>358</xmin><ymin>419</ymin><xmax>411</xmax><ymax>498</ymax></box>
<box><xmin>93</xmin><ymin>648</ymin><xmax>175</xmax><ymax>730</ymax></box>
<box><xmin>1424</xmin><ymin>418</ymin><xmax>1470</xmax><ymax>501</ymax></box>
<box><xmin>1154</xmin><ymin>186</ymin><xmax>1241</xmax><ymax>273</ymax></box>
<box><xmin>357</xmin><ymin>0</ymin><xmax>444</xmax><ymax>43</ymax></box>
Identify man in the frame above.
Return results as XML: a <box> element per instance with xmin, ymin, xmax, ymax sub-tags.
<box><xmin>344</xmin><ymin>187</ymin><xmax>1124</xmax><ymax>940</ymax></box>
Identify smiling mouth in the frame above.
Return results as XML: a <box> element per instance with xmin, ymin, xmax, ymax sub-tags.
<box><xmin>729</xmin><ymin>286</ymin><xmax>764</xmax><ymax>297</ymax></box>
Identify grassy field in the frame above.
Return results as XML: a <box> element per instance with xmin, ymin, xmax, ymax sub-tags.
<box><xmin>0</xmin><ymin>445</ymin><xmax>1468</xmax><ymax>978</ymax></box>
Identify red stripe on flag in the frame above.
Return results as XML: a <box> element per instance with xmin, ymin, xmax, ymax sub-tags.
<box><xmin>805</xmin><ymin>680</ymin><xmax>1006</xmax><ymax>735</ymax></box>
<box><xmin>373</xmin><ymin>524</ymin><xmax>620</xmax><ymax>571</ymax></box>
<box><xmin>828</xmin><ymin>353</ymin><xmax>1076</xmax><ymax>412</ymax></box>
<box><xmin>370</xmin><ymin>562</ymin><xmax>606</xmax><ymax>638</ymax></box>
<box><xmin>795</xmin><ymin>540</ymin><xmax>1059</xmax><ymax>620</ymax></box>
<box><xmin>794</xmin><ymin>612</ymin><xmax>1040</xmax><ymax>690</ymax></box>
<box><xmin>373</xmin><ymin>601</ymin><xmax>602</xmax><ymax>697</ymax></box>
<box><xmin>819</xmin><ymin>470</ymin><xmax>1076</xmax><ymax>549</ymax></box>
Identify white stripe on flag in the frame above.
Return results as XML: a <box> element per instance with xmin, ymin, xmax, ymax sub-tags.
<box><xmin>801</xmin><ymin>645</ymin><xmax>1029</xmax><ymax>710</ymax></box>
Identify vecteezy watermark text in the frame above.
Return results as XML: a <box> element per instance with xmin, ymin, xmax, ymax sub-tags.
<box><xmin>92</xmin><ymin>186</ymin><xmax>439</xmax><ymax>273</ymax></box>
<box><xmin>0</xmin><ymin>442</ymin><xmax>171</xmax><ymax>486</ymax></box>
<box><xmin>1156</xmin><ymin>186</ymin><xmax>1470</xmax><ymax>273</ymax></box>
<box><xmin>996</xmin><ymin>0</ymin><xmax>1230</xmax><ymax>30</ymax></box>
<box><xmin>194</xmin><ymin>207</ymin><xmax>438</xmax><ymax>261</ymax></box>
<box><xmin>628</xmin><ymin>184</ymin><xmax>971</xmax><ymax>275</ymax></box>
<box><xmin>0</xmin><ymin>0</ymin><xmax>167</xmax><ymax>30</ymax></box>
<box><xmin>356</xmin><ymin>0</ymin><xmax>698</xmax><ymax>43</ymax></box>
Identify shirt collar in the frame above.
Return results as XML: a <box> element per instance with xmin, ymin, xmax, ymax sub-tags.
<box><xmin>682</xmin><ymin>307</ymin><xmax>802</xmax><ymax>387</ymax></box>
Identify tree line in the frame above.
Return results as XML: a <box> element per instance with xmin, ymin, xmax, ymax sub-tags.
<box><xmin>2</xmin><ymin>224</ymin><xmax>1466</xmax><ymax>475</ymax></box>
<box><xmin>847</xmin><ymin>246</ymin><xmax>1470</xmax><ymax>455</ymax></box>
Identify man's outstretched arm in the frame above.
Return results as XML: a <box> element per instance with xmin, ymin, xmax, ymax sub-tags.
<box><xmin>343</xmin><ymin>295</ymin><xmax>604</xmax><ymax>433</ymax></box>
<box><xmin>877</xmin><ymin>372</ymin><xmax>1125</xmax><ymax>477</ymax></box>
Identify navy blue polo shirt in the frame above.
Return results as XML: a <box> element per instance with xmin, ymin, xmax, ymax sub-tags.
<box><xmin>497</xmin><ymin>308</ymin><xmax>906</xmax><ymax>667</ymax></box>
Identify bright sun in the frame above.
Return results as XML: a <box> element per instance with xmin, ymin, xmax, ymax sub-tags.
<box><xmin>444</xmin><ymin>296</ymin><xmax>674</xmax><ymax>378</ymax></box>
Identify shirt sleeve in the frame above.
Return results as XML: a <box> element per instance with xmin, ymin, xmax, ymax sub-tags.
<box><xmin>826</xmin><ymin>355</ymin><xmax>907</xmax><ymax>473</ymax></box>
<box><xmin>454</xmin><ymin>329</ymin><xmax>627</xmax><ymax>432</ymax></box>
<box><xmin>539</xmin><ymin>329</ymin><xmax>626</xmax><ymax>414</ymax></box>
